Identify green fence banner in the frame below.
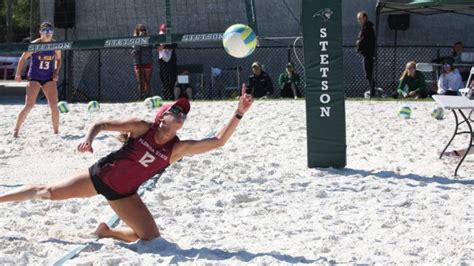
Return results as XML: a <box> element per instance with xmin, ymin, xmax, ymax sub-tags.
<box><xmin>0</xmin><ymin>33</ymin><xmax>224</xmax><ymax>54</ymax></box>
<box><xmin>302</xmin><ymin>0</ymin><xmax>346</xmax><ymax>168</ymax></box>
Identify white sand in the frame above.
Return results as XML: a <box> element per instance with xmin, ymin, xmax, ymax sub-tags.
<box><xmin>0</xmin><ymin>99</ymin><xmax>473</xmax><ymax>265</ymax></box>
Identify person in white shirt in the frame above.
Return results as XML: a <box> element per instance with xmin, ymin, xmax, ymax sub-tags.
<box><xmin>437</xmin><ymin>61</ymin><xmax>464</xmax><ymax>95</ymax></box>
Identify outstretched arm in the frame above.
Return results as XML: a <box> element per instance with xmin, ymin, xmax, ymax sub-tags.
<box><xmin>171</xmin><ymin>84</ymin><xmax>253</xmax><ymax>162</ymax></box>
<box><xmin>77</xmin><ymin>118</ymin><xmax>150</xmax><ymax>153</ymax></box>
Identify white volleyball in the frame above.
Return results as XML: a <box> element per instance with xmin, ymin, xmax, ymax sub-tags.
<box><xmin>87</xmin><ymin>100</ymin><xmax>100</xmax><ymax>112</ymax></box>
<box><xmin>152</xmin><ymin>96</ymin><xmax>163</xmax><ymax>108</ymax></box>
<box><xmin>222</xmin><ymin>24</ymin><xmax>257</xmax><ymax>58</ymax></box>
<box><xmin>431</xmin><ymin>106</ymin><xmax>444</xmax><ymax>120</ymax></box>
<box><xmin>57</xmin><ymin>101</ymin><xmax>69</xmax><ymax>113</ymax></box>
<box><xmin>398</xmin><ymin>104</ymin><xmax>411</xmax><ymax>119</ymax></box>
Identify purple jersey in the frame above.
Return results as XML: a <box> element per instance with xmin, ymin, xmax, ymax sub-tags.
<box><xmin>28</xmin><ymin>50</ymin><xmax>55</xmax><ymax>81</ymax></box>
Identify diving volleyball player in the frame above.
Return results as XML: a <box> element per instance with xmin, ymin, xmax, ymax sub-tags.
<box><xmin>0</xmin><ymin>86</ymin><xmax>253</xmax><ymax>242</ymax></box>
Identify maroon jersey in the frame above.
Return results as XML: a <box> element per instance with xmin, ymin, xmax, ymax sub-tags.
<box><xmin>95</xmin><ymin>123</ymin><xmax>179</xmax><ymax>195</ymax></box>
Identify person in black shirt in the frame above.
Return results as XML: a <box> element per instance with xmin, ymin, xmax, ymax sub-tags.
<box><xmin>356</xmin><ymin>11</ymin><xmax>376</xmax><ymax>97</ymax></box>
<box><xmin>246</xmin><ymin>62</ymin><xmax>274</xmax><ymax>99</ymax></box>
<box><xmin>158</xmin><ymin>23</ymin><xmax>177</xmax><ymax>100</ymax></box>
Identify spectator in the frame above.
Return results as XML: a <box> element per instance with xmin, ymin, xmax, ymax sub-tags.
<box><xmin>451</xmin><ymin>41</ymin><xmax>470</xmax><ymax>81</ymax></box>
<box><xmin>174</xmin><ymin>70</ymin><xmax>193</xmax><ymax>100</ymax></box>
<box><xmin>246</xmin><ymin>61</ymin><xmax>274</xmax><ymax>99</ymax></box>
<box><xmin>452</xmin><ymin>41</ymin><xmax>464</xmax><ymax>63</ymax></box>
<box><xmin>131</xmin><ymin>24</ymin><xmax>153</xmax><ymax>100</ymax></box>
<box><xmin>356</xmin><ymin>11</ymin><xmax>376</xmax><ymax>97</ymax></box>
<box><xmin>437</xmin><ymin>60</ymin><xmax>463</xmax><ymax>95</ymax></box>
<box><xmin>392</xmin><ymin>61</ymin><xmax>427</xmax><ymax>99</ymax></box>
<box><xmin>158</xmin><ymin>23</ymin><xmax>177</xmax><ymax>100</ymax></box>
<box><xmin>278</xmin><ymin>62</ymin><xmax>301</xmax><ymax>99</ymax></box>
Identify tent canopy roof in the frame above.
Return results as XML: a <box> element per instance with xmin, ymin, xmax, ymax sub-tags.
<box><xmin>377</xmin><ymin>0</ymin><xmax>474</xmax><ymax>16</ymax></box>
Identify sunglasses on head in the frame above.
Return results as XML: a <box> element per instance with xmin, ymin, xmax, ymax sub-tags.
<box><xmin>166</xmin><ymin>106</ymin><xmax>187</xmax><ymax>120</ymax></box>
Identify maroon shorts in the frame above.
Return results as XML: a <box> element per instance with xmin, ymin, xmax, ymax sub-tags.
<box><xmin>134</xmin><ymin>64</ymin><xmax>153</xmax><ymax>70</ymax></box>
<box><xmin>89</xmin><ymin>163</ymin><xmax>136</xmax><ymax>201</ymax></box>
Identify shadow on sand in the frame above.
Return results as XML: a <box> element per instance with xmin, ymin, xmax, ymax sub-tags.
<box><xmin>119</xmin><ymin>238</ymin><xmax>330</xmax><ymax>264</ymax></box>
<box><xmin>322</xmin><ymin>168</ymin><xmax>474</xmax><ymax>186</ymax></box>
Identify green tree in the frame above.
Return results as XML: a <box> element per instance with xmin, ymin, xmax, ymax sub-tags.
<box><xmin>0</xmin><ymin>0</ymin><xmax>30</xmax><ymax>43</ymax></box>
<box><xmin>12</xmin><ymin>0</ymin><xmax>30</xmax><ymax>42</ymax></box>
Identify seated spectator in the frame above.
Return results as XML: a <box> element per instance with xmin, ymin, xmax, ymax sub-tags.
<box><xmin>246</xmin><ymin>61</ymin><xmax>274</xmax><ymax>99</ymax></box>
<box><xmin>392</xmin><ymin>61</ymin><xmax>427</xmax><ymax>99</ymax></box>
<box><xmin>279</xmin><ymin>62</ymin><xmax>301</xmax><ymax>99</ymax></box>
<box><xmin>437</xmin><ymin>60</ymin><xmax>464</xmax><ymax>95</ymax></box>
<box><xmin>174</xmin><ymin>70</ymin><xmax>193</xmax><ymax>100</ymax></box>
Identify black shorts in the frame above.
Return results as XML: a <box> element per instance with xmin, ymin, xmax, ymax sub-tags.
<box><xmin>28</xmin><ymin>79</ymin><xmax>54</xmax><ymax>86</ymax></box>
<box><xmin>88</xmin><ymin>163</ymin><xmax>135</xmax><ymax>201</ymax></box>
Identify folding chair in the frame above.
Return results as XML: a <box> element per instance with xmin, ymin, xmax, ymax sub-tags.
<box><xmin>458</xmin><ymin>66</ymin><xmax>474</xmax><ymax>121</ymax></box>
<box><xmin>459</xmin><ymin>66</ymin><xmax>474</xmax><ymax>97</ymax></box>
<box><xmin>416</xmin><ymin>62</ymin><xmax>437</xmax><ymax>92</ymax></box>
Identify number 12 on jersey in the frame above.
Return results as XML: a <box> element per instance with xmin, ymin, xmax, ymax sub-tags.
<box><xmin>139</xmin><ymin>151</ymin><xmax>156</xmax><ymax>167</ymax></box>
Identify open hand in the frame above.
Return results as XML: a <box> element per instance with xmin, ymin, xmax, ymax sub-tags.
<box><xmin>237</xmin><ymin>83</ymin><xmax>253</xmax><ymax>114</ymax></box>
<box><xmin>77</xmin><ymin>141</ymin><xmax>94</xmax><ymax>153</ymax></box>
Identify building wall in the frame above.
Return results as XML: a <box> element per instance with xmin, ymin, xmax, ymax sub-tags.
<box><xmin>37</xmin><ymin>0</ymin><xmax>474</xmax><ymax>100</ymax></box>
<box><xmin>40</xmin><ymin>0</ymin><xmax>474</xmax><ymax>47</ymax></box>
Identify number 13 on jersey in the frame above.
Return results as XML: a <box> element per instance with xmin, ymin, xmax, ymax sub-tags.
<box><xmin>39</xmin><ymin>61</ymin><xmax>50</xmax><ymax>70</ymax></box>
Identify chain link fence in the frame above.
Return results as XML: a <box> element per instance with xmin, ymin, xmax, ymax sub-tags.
<box><xmin>65</xmin><ymin>39</ymin><xmax>307</xmax><ymax>102</ymax></box>
<box><xmin>60</xmin><ymin>42</ymin><xmax>462</xmax><ymax>102</ymax></box>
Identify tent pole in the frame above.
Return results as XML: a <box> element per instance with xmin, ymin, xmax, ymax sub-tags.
<box><xmin>375</xmin><ymin>1</ymin><xmax>382</xmax><ymax>97</ymax></box>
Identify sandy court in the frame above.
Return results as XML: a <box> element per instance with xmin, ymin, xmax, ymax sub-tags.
<box><xmin>0</xmin><ymin>99</ymin><xmax>473</xmax><ymax>264</ymax></box>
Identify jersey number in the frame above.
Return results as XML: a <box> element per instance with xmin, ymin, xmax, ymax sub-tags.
<box><xmin>139</xmin><ymin>151</ymin><xmax>155</xmax><ymax>167</ymax></box>
<box><xmin>39</xmin><ymin>61</ymin><xmax>50</xmax><ymax>70</ymax></box>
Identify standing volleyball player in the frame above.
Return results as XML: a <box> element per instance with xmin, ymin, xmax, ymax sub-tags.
<box><xmin>13</xmin><ymin>22</ymin><xmax>62</xmax><ymax>138</ymax></box>
<box><xmin>0</xmin><ymin>86</ymin><xmax>253</xmax><ymax>242</ymax></box>
<box><xmin>131</xmin><ymin>24</ymin><xmax>153</xmax><ymax>100</ymax></box>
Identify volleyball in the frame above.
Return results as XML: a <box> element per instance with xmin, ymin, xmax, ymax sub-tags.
<box><xmin>152</xmin><ymin>96</ymin><xmax>163</xmax><ymax>108</ymax></box>
<box><xmin>431</xmin><ymin>106</ymin><xmax>445</xmax><ymax>120</ymax></box>
<box><xmin>144</xmin><ymin>96</ymin><xmax>162</xmax><ymax>109</ymax></box>
<box><xmin>398</xmin><ymin>104</ymin><xmax>411</xmax><ymax>119</ymax></box>
<box><xmin>57</xmin><ymin>101</ymin><xmax>69</xmax><ymax>113</ymax></box>
<box><xmin>222</xmin><ymin>24</ymin><xmax>257</xmax><ymax>58</ymax></box>
<box><xmin>144</xmin><ymin>97</ymin><xmax>154</xmax><ymax>109</ymax></box>
<box><xmin>87</xmin><ymin>101</ymin><xmax>100</xmax><ymax>112</ymax></box>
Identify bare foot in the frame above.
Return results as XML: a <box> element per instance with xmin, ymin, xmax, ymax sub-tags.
<box><xmin>12</xmin><ymin>129</ymin><xmax>19</xmax><ymax>138</ymax></box>
<box><xmin>93</xmin><ymin>222</ymin><xmax>110</xmax><ymax>238</ymax></box>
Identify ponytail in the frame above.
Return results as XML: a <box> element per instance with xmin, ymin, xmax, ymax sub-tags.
<box><xmin>400</xmin><ymin>61</ymin><xmax>416</xmax><ymax>81</ymax></box>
